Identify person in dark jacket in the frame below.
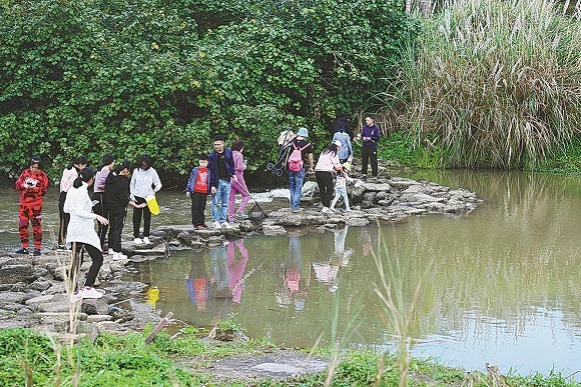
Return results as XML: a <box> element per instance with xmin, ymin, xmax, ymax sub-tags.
<box><xmin>208</xmin><ymin>135</ymin><xmax>236</xmax><ymax>229</ymax></box>
<box><xmin>357</xmin><ymin>115</ymin><xmax>381</xmax><ymax>179</ymax></box>
<box><xmin>105</xmin><ymin>161</ymin><xmax>145</xmax><ymax>260</ymax></box>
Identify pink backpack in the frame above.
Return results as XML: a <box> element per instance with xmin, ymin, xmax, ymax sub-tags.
<box><xmin>287</xmin><ymin>143</ymin><xmax>310</xmax><ymax>172</ymax></box>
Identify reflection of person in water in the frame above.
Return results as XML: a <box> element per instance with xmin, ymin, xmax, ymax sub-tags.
<box><xmin>276</xmin><ymin>233</ymin><xmax>309</xmax><ymax>310</ymax></box>
<box><xmin>334</xmin><ymin>225</ymin><xmax>353</xmax><ymax>267</ymax></box>
<box><xmin>210</xmin><ymin>243</ymin><xmax>231</xmax><ymax>299</ymax></box>
<box><xmin>227</xmin><ymin>239</ymin><xmax>249</xmax><ymax>304</ymax></box>
<box><xmin>186</xmin><ymin>255</ymin><xmax>209</xmax><ymax>311</ymax></box>
<box><xmin>146</xmin><ymin>285</ymin><xmax>160</xmax><ymax>310</ymax></box>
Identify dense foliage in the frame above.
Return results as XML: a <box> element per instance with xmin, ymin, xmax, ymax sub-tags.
<box><xmin>381</xmin><ymin>0</ymin><xmax>581</xmax><ymax>169</ymax></box>
<box><xmin>0</xmin><ymin>0</ymin><xmax>417</xmax><ymax>182</ymax></box>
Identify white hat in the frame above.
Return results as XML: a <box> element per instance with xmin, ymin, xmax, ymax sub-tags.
<box><xmin>297</xmin><ymin>127</ymin><xmax>309</xmax><ymax>137</ymax></box>
<box><xmin>332</xmin><ymin>140</ymin><xmax>342</xmax><ymax>148</ymax></box>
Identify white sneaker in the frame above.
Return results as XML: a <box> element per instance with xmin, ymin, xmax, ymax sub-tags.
<box><xmin>142</xmin><ymin>237</ymin><xmax>151</xmax><ymax>244</ymax></box>
<box><xmin>222</xmin><ymin>222</ymin><xmax>232</xmax><ymax>229</ymax></box>
<box><xmin>113</xmin><ymin>252</ymin><xmax>128</xmax><ymax>260</ymax></box>
<box><xmin>70</xmin><ymin>292</ymin><xmax>83</xmax><ymax>303</ymax></box>
<box><xmin>322</xmin><ymin>207</ymin><xmax>333</xmax><ymax>213</ymax></box>
<box><xmin>79</xmin><ymin>287</ymin><xmax>104</xmax><ymax>299</ymax></box>
<box><xmin>134</xmin><ymin>238</ymin><xmax>143</xmax><ymax>244</ymax></box>
<box><xmin>108</xmin><ymin>248</ymin><xmax>115</xmax><ymax>255</ymax></box>
<box><xmin>213</xmin><ymin>221</ymin><xmax>222</xmax><ymax>229</ymax></box>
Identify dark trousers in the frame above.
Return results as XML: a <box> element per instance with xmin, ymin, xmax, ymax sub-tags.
<box><xmin>69</xmin><ymin>242</ymin><xmax>103</xmax><ymax>291</ymax></box>
<box><xmin>92</xmin><ymin>192</ymin><xmax>108</xmax><ymax>249</ymax></box>
<box><xmin>362</xmin><ymin>146</ymin><xmax>378</xmax><ymax>177</ymax></box>
<box><xmin>58</xmin><ymin>191</ymin><xmax>69</xmax><ymax>246</ymax></box>
<box><xmin>133</xmin><ymin>196</ymin><xmax>151</xmax><ymax>238</ymax></box>
<box><xmin>191</xmin><ymin>192</ymin><xmax>208</xmax><ymax>226</ymax></box>
<box><xmin>315</xmin><ymin>171</ymin><xmax>334</xmax><ymax>208</ymax></box>
<box><xmin>108</xmin><ymin>207</ymin><xmax>127</xmax><ymax>252</ymax></box>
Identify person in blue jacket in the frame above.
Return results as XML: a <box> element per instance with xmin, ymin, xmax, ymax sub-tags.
<box><xmin>207</xmin><ymin>135</ymin><xmax>236</xmax><ymax>228</ymax></box>
<box><xmin>185</xmin><ymin>154</ymin><xmax>212</xmax><ymax>230</ymax></box>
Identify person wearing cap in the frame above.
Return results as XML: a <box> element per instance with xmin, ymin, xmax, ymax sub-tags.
<box><xmin>356</xmin><ymin>115</ymin><xmax>381</xmax><ymax>179</ymax></box>
<box><xmin>14</xmin><ymin>156</ymin><xmax>50</xmax><ymax>256</ymax></box>
<box><xmin>330</xmin><ymin>162</ymin><xmax>353</xmax><ymax>212</ymax></box>
<box><xmin>314</xmin><ymin>140</ymin><xmax>343</xmax><ymax>213</ymax></box>
<box><xmin>58</xmin><ymin>156</ymin><xmax>88</xmax><ymax>249</ymax></box>
<box><xmin>93</xmin><ymin>154</ymin><xmax>115</xmax><ymax>253</ymax></box>
<box><xmin>332</xmin><ymin>125</ymin><xmax>353</xmax><ymax>163</ymax></box>
<box><xmin>288</xmin><ymin>127</ymin><xmax>314</xmax><ymax>212</ymax></box>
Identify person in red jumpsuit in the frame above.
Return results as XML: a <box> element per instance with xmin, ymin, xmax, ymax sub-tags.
<box><xmin>14</xmin><ymin>156</ymin><xmax>49</xmax><ymax>256</ymax></box>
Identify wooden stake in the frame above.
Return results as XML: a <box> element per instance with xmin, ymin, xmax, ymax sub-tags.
<box><xmin>145</xmin><ymin>312</ymin><xmax>174</xmax><ymax>344</ymax></box>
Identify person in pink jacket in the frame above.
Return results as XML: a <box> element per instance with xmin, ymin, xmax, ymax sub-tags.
<box><xmin>228</xmin><ymin>140</ymin><xmax>251</xmax><ymax>222</ymax></box>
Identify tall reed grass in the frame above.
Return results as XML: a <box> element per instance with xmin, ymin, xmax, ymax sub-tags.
<box><xmin>383</xmin><ymin>0</ymin><xmax>581</xmax><ymax>169</ymax></box>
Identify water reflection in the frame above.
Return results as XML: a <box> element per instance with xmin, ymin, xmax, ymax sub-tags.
<box><xmin>4</xmin><ymin>172</ymin><xmax>581</xmax><ymax>378</ymax></box>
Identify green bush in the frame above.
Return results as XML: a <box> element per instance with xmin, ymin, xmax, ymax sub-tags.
<box><xmin>0</xmin><ymin>0</ymin><xmax>418</xmax><ymax>183</ymax></box>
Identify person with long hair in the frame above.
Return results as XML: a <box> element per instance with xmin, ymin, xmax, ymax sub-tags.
<box><xmin>64</xmin><ymin>167</ymin><xmax>109</xmax><ymax>301</ymax></box>
<box><xmin>130</xmin><ymin>155</ymin><xmax>162</xmax><ymax>244</ymax></box>
<box><xmin>14</xmin><ymin>156</ymin><xmax>49</xmax><ymax>256</ymax></box>
<box><xmin>227</xmin><ymin>140</ymin><xmax>251</xmax><ymax>222</ymax></box>
<box><xmin>58</xmin><ymin>156</ymin><xmax>87</xmax><ymax>249</ymax></box>
<box><xmin>92</xmin><ymin>154</ymin><xmax>115</xmax><ymax>253</ymax></box>
<box><xmin>314</xmin><ymin>140</ymin><xmax>343</xmax><ymax>213</ymax></box>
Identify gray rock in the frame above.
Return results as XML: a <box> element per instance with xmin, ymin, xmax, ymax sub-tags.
<box><xmin>263</xmin><ymin>225</ymin><xmax>287</xmax><ymax>236</ymax></box>
<box><xmin>0</xmin><ymin>264</ymin><xmax>33</xmax><ymax>284</ymax></box>
<box><xmin>81</xmin><ymin>299</ymin><xmax>109</xmax><ymax>315</ymax></box>
<box><xmin>344</xmin><ymin>217</ymin><xmax>369</xmax><ymax>227</ymax></box>
<box><xmin>27</xmin><ymin>280</ymin><xmax>52</xmax><ymax>292</ymax></box>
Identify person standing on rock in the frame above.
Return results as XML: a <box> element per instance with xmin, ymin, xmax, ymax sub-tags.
<box><xmin>208</xmin><ymin>135</ymin><xmax>236</xmax><ymax>229</ymax></box>
<box><xmin>287</xmin><ymin>127</ymin><xmax>314</xmax><ymax>213</ymax></box>
<box><xmin>64</xmin><ymin>167</ymin><xmax>109</xmax><ymax>301</ymax></box>
<box><xmin>332</xmin><ymin>126</ymin><xmax>353</xmax><ymax>164</ymax></box>
<box><xmin>58</xmin><ymin>156</ymin><xmax>87</xmax><ymax>249</ymax></box>
<box><xmin>106</xmin><ymin>161</ymin><xmax>145</xmax><ymax>260</ymax></box>
<box><xmin>186</xmin><ymin>154</ymin><xmax>212</xmax><ymax>230</ymax></box>
<box><xmin>92</xmin><ymin>154</ymin><xmax>115</xmax><ymax>253</ymax></box>
<box><xmin>330</xmin><ymin>163</ymin><xmax>353</xmax><ymax>212</ymax></box>
<box><xmin>14</xmin><ymin>156</ymin><xmax>50</xmax><ymax>256</ymax></box>
<box><xmin>315</xmin><ymin>140</ymin><xmax>343</xmax><ymax>213</ymax></box>
<box><xmin>130</xmin><ymin>154</ymin><xmax>162</xmax><ymax>244</ymax></box>
<box><xmin>228</xmin><ymin>140</ymin><xmax>251</xmax><ymax>223</ymax></box>
<box><xmin>357</xmin><ymin>115</ymin><xmax>380</xmax><ymax>180</ymax></box>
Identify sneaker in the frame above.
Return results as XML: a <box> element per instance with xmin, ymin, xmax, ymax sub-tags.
<box><xmin>33</xmin><ymin>248</ymin><xmax>41</xmax><ymax>256</ymax></box>
<box><xmin>359</xmin><ymin>174</ymin><xmax>367</xmax><ymax>181</ymax></box>
<box><xmin>198</xmin><ymin>224</ymin><xmax>208</xmax><ymax>229</ymax></box>
<box><xmin>193</xmin><ymin>224</ymin><xmax>199</xmax><ymax>230</ymax></box>
<box><xmin>321</xmin><ymin>207</ymin><xmax>333</xmax><ymax>213</ymax></box>
<box><xmin>79</xmin><ymin>287</ymin><xmax>104</xmax><ymax>299</ymax></box>
<box><xmin>70</xmin><ymin>292</ymin><xmax>83</xmax><ymax>303</ymax></box>
<box><xmin>236</xmin><ymin>213</ymin><xmax>249</xmax><ymax>219</ymax></box>
<box><xmin>292</xmin><ymin>208</ymin><xmax>302</xmax><ymax>213</ymax></box>
<box><xmin>222</xmin><ymin>222</ymin><xmax>232</xmax><ymax>229</ymax></box>
<box><xmin>108</xmin><ymin>248</ymin><xmax>115</xmax><ymax>255</ymax></box>
<box><xmin>213</xmin><ymin>221</ymin><xmax>222</xmax><ymax>229</ymax></box>
<box><xmin>142</xmin><ymin>237</ymin><xmax>151</xmax><ymax>244</ymax></box>
<box><xmin>15</xmin><ymin>247</ymin><xmax>29</xmax><ymax>254</ymax></box>
<box><xmin>113</xmin><ymin>252</ymin><xmax>128</xmax><ymax>260</ymax></box>
<box><xmin>133</xmin><ymin>238</ymin><xmax>143</xmax><ymax>244</ymax></box>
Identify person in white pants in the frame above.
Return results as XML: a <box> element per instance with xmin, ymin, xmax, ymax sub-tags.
<box><xmin>330</xmin><ymin>163</ymin><xmax>353</xmax><ymax>212</ymax></box>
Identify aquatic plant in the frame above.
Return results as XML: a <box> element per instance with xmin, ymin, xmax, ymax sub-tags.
<box><xmin>383</xmin><ymin>0</ymin><xmax>581</xmax><ymax>169</ymax></box>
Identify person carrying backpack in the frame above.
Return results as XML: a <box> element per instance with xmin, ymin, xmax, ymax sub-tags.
<box><xmin>287</xmin><ymin>127</ymin><xmax>314</xmax><ymax>212</ymax></box>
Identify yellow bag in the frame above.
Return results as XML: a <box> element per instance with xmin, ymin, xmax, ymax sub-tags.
<box><xmin>145</xmin><ymin>195</ymin><xmax>160</xmax><ymax>215</ymax></box>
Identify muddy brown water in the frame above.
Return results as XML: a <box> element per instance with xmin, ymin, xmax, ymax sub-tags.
<box><xmin>2</xmin><ymin>170</ymin><xmax>581</xmax><ymax>379</ymax></box>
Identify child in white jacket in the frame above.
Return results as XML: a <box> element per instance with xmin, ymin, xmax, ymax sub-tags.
<box><xmin>330</xmin><ymin>163</ymin><xmax>353</xmax><ymax>212</ymax></box>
